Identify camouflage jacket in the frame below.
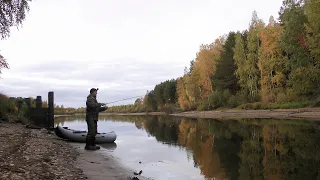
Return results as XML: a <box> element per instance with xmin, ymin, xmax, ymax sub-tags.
<box><xmin>86</xmin><ymin>94</ymin><xmax>107</xmax><ymax>121</ymax></box>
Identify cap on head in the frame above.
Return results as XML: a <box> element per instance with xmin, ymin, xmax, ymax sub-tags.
<box><xmin>90</xmin><ymin>88</ymin><xmax>99</xmax><ymax>94</ymax></box>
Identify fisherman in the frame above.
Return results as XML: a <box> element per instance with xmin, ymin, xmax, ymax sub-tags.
<box><xmin>85</xmin><ymin>88</ymin><xmax>108</xmax><ymax>150</ymax></box>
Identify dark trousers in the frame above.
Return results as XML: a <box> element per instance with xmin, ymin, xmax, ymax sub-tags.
<box><xmin>86</xmin><ymin>119</ymin><xmax>97</xmax><ymax>142</ymax></box>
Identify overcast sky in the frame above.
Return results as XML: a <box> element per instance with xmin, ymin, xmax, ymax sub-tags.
<box><xmin>0</xmin><ymin>0</ymin><xmax>283</xmax><ymax>108</ymax></box>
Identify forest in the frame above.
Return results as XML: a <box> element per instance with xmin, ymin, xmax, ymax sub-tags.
<box><xmin>107</xmin><ymin>0</ymin><xmax>320</xmax><ymax>113</ymax></box>
<box><xmin>1</xmin><ymin>0</ymin><xmax>320</xmax><ymax>116</ymax></box>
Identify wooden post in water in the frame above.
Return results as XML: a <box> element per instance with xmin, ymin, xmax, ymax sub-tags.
<box><xmin>36</xmin><ymin>96</ymin><xmax>42</xmax><ymax>109</ymax></box>
<box><xmin>48</xmin><ymin>92</ymin><xmax>54</xmax><ymax>129</ymax></box>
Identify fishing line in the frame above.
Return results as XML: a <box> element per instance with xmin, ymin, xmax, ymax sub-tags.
<box><xmin>104</xmin><ymin>95</ymin><xmax>144</xmax><ymax>105</ymax></box>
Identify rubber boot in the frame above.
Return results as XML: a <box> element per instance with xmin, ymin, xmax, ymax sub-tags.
<box><xmin>85</xmin><ymin>138</ymin><xmax>97</xmax><ymax>150</ymax></box>
<box><xmin>92</xmin><ymin>137</ymin><xmax>100</xmax><ymax>150</ymax></box>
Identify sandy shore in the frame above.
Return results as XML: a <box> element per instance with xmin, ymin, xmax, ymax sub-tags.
<box><xmin>100</xmin><ymin>112</ymin><xmax>166</xmax><ymax>116</ymax></box>
<box><xmin>71</xmin><ymin>143</ymin><xmax>151</xmax><ymax>180</ymax></box>
<box><xmin>101</xmin><ymin>107</ymin><xmax>320</xmax><ymax>120</ymax></box>
<box><xmin>0</xmin><ymin>121</ymin><xmax>150</xmax><ymax>180</ymax></box>
<box><xmin>170</xmin><ymin>107</ymin><xmax>320</xmax><ymax>120</ymax></box>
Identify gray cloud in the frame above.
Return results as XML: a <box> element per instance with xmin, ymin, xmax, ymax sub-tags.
<box><xmin>0</xmin><ymin>59</ymin><xmax>184</xmax><ymax>107</ymax></box>
<box><xmin>20</xmin><ymin>59</ymin><xmax>183</xmax><ymax>84</ymax></box>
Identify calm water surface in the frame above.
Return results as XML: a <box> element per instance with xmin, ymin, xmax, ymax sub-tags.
<box><xmin>54</xmin><ymin>115</ymin><xmax>320</xmax><ymax>180</ymax></box>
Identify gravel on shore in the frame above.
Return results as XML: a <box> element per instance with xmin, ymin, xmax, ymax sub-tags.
<box><xmin>0</xmin><ymin>122</ymin><xmax>86</xmax><ymax>180</ymax></box>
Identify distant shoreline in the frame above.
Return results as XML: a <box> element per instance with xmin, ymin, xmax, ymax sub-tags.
<box><xmin>169</xmin><ymin>107</ymin><xmax>320</xmax><ymax>121</ymax></box>
<box><xmin>100</xmin><ymin>112</ymin><xmax>167</xmax><ymax>116</ymax></box>
<box><xmin>54</xmin><ymin>107</ymin><xmax>320</xmax><ymax>121</ymax></box>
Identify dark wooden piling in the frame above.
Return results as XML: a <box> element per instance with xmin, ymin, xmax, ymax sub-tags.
<box><xmin>21</xmin><ymin>92</ymin><xmax>55</xmax><ymax>130</ymax></box>
<box><xmin>36</xmin><ymin>96</ymin><xmax>42</xmax><ymax>109</ymax></box>
<box><xmin>48</xmin><ymin>92</ymin><xmax>54</xmax><ymax>129</ymax></box>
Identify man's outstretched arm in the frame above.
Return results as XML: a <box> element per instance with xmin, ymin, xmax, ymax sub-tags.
<box><xmin>87</xmin><ymin>97</ymin><xmax>101</xmax><ymax>109</ymax></box>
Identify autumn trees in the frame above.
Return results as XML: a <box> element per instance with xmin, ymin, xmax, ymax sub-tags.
<box><xmin>108</xmin><ymin>0</ymin><xmax>320</xmax><ymax>113</ymax></box>
<box><xmin>258</xmin><ymin>17</ymin><xmax>286</xmax><ymax>103</ymax></box>
<box><xmin>106</xmin><ymin>79</ymin><xmax>179</xmax><ymax>113</ymax></box>
<box><xmin>175</xmin><ymin>38</ymin><xmax>226</xmax><ymax>111</ymax></box>
<box><xmin>235</xmin><ymin>11</ymin><xmax>264</xmax><ymax>101</ymax></box>
<box><xmin>173</xmin><ymin>0</ymin><xmax>320</xmax><ymax>111</ymax></box>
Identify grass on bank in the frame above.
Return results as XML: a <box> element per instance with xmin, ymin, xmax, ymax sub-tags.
<box><xmin>0</xmin><ymin>93</ymin><xmax>30</xmax><ymax>124</ymax></box>
<box><xmin>236</xmin><ymin>101</ymin><xmax>311</xmax><ymax>110</ymax></box>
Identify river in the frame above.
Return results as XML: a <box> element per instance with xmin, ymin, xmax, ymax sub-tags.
<box><xmin>54</xmin><ymin>115</ymin><xmax>320</xmax><ymax>180</ymax></box>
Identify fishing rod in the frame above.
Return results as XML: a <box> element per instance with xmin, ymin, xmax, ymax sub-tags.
<box><xmin>104</xmin><ymin>95</ymin><xmax>144</xmax><ymax>105</ymax></box>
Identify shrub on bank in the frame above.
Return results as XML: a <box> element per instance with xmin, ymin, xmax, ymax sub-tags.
<box><xmin>159</xmin><ymin>104</ymin><xmax>181</xmax><ymax>114</ymax></box>
<box><xmin>311</xmin><ymin>96</ymin><xmax>320</xmax><ymax>107</ymax></box>
<box><xmin>0</xmin><ymin>93</ymin><xmax>30</xmax><ymax>124</ymax></box>
<box><xmin>237</xmin><ymin>101</ymin><xmax>311</xmax><ymax>110</ymax></box>
<box><xmin>0</xmin><ymin>93</ymin><xmax>16</xmax><ymax>120</ymax></box>
<box><xmin>197</xmin><ymin>99</ymin><xmax>210</xmax><ymax>111</ymax></box>
<box><xmin>197</xmin><ymin>90</ymin><xmax>241</xmax><ymax>111</ymax></box>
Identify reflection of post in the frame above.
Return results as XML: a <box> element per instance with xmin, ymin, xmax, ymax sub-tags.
<box><xmin>36</xmin><ymin>96</ymin><xmax>42</xmax><ymax>109</ymax></box>
<box><xmin>48</xmin><ymin>92</ymin><xmax>54</xmax><ymax>129</ymax></box>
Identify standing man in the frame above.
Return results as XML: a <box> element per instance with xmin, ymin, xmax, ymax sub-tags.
<box><xmin>85</xmin><ymin>88</ymin><xmax>108</xmax><ymax>150</ymax></box>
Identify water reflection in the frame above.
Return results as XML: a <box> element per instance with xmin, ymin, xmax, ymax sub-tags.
<box><xmin>100</xmin><ymin>142</ymin><xmax>117</xmax><ymax>151</ymax></box>
<box><xmin>55</xmin><ymin>115</ymin><xmax>320</xmax><ymax>180</ymax></box>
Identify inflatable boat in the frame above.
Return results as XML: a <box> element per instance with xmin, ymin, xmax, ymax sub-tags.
<box><xmin>55</xmin><ymin>125</ymin><xmax>117</xmax><ymax>143</ymax></box>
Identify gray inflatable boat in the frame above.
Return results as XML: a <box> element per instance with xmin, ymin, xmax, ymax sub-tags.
<box><xmin>55</xmin><ymin>125</ymin><xmax>117</xmax><ymax>143</ymax></box>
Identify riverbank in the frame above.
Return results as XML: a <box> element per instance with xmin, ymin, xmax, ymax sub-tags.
<box><xmin>170</xmin><ymin>107</ymin><xmax>320</xmax><ymax>120</ymax></box>
<box><xmin>71</xmin><ymin>143</ymin><xmax>151</xmax><ymax>180</ymax></box>
<box><xmin>101</xmin><ymin>107</ymin><xmax>320</xmax><ymax>120</ymax></box>
<box><xmin>0</xmin><ymin>122</ymin><xmax>85</xmax><ymax>179</ymax></box>
<box><xmin>99</xmin><ymin>112</ymin><xmax>166</xmax><ymax>116</ymax></box>
<box><xmin>0</xmin><ymin>121</ymin><xmax>150</xmax><ymax>180</ymax></box>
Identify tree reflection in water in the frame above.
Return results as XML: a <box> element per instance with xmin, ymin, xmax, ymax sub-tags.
<box><xmin>55</xmin><ymin>115</ymin><xmax>320</xmax><ymax>180</ymax></box>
